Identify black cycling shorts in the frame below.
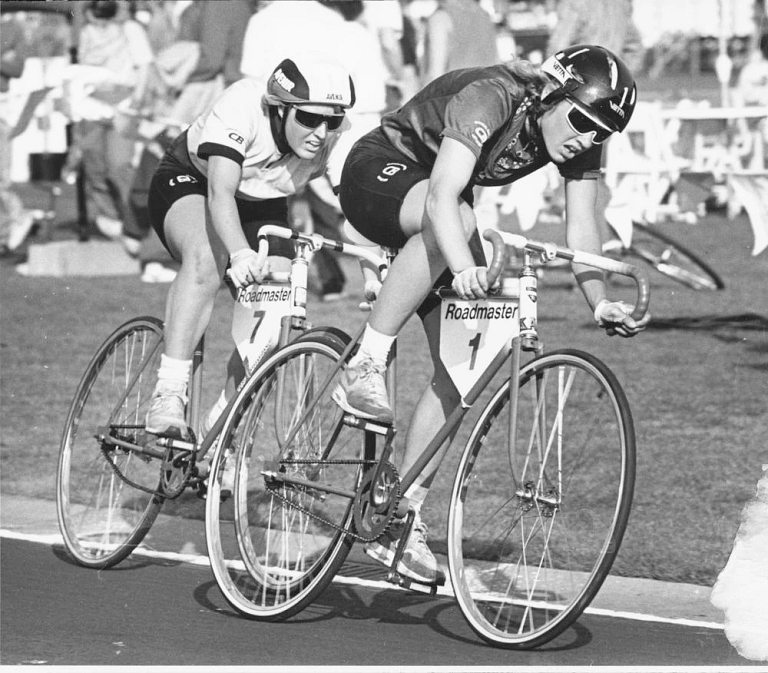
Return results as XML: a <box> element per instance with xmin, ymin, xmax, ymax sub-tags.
<box><xmin>339</xmin><ymin>128</ymin><xmax>475</xmax><ymax>249</ymax></box>
<box><xmin>147</xmin><ymin>132</ymin><xmax>293</xmax><ymax>259</ymax></box>
<box><xmin>339</xmin><ymin>127</ymin><xmax>483</xmax><ymax>320</ymax></box>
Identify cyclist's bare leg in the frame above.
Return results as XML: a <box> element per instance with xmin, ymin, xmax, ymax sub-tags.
<box><xmin>368</xmin><ymin>180</ymin><xmax>477</xmax><ymax>336</ymax></box>
<box><xmin>163</xmin><ymin>195</ymin><xmax>229</xmax><ymax>360</ymax></box>
<box><xmin>400</xmin><ymin>308</ymin><xmax>460</xmax><ymax>506</ymax></box>
<box><xmin>146</xmin><ymin>195</ymin><xmax>227</xmax><ymax>436</ymax></box>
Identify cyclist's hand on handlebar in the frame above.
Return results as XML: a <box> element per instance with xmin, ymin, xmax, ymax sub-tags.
<box><xmin>452</xmin><ymin>266</ymin><xmax>489</xmax><ymax>300</ymax></box>
<box><xmin>594</xmin><ymin>299</ymin><xmax>651</xmax><ymax>338</ymax></box>
<box><xmin>229</xmin><ymin>248</ymin><xmax>264</xmax><ymax>289</ymax></box>
<box><xmin>364</xmin><ymin>279</ymin><xmax>382</xmax><ymax>302</ymax></box>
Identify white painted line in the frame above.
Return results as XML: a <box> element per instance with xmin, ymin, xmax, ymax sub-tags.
<box><xmin>1</xmin><ymin>528</ymin><xmax>725</xmax><ymax>631</ymax></box>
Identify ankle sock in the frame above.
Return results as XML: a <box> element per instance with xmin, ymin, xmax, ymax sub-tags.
<box><xmin>156</xmin><ymin>354</ymin><xmax>192</xmax><ymax>396</ymax></box>
<box><xmin>350</xmin><ymin>324</ymin><xmax>395</xmax><ymax>368</ymax></box>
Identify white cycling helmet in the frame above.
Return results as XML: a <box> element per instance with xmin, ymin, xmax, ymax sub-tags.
<box><xmin>264</xmin><ymin>57</ymin><xmax>356</xmax><ymax>112</ymax></box>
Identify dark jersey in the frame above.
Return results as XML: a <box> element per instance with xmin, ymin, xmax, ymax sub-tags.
<box><xmin>380</xmin><ymin>64</ymin><xmax>602</xmax><ymax>187</ymax></box>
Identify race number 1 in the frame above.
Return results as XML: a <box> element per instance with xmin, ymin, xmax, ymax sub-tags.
<box><xmin>439</xmin><ymin>297</ymin><xmax>519</xmax><ymax>397</ymax></box>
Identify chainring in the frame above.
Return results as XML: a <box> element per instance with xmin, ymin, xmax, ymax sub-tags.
<box><xmin>352</xmin><ymin>462</ymin><xmax>400</xmax><ymax>540</ymax></box>
<box><xmin>159</xmin><ymin>446</ymin><xmax>196</xmax><ymax>499</ymax></box>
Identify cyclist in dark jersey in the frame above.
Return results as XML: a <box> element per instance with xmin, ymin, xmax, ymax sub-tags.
<box><xmin>333</xmin><ymin>45</ymin><xmax>651</xmax><ymax>585</ymax></box>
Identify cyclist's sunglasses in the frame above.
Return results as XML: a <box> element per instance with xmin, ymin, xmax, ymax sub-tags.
<box><xmin>293</xmin><ymin>108</ymin><xmax>345</xmax><ymax>131</ymax></box>
<box><xmin>564</xmin><ymin>102</ymin><xmax>613</xmax><ymax>144</ymax></box>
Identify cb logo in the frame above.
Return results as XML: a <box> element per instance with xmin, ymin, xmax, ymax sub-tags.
<box><xmin>228</xmin><ymin>132</ymin><xmax>245</xmax><ymax>144</ymax></box>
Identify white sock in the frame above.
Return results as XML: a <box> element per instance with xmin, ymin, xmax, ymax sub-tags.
<box><xmin>350</xmin><ymin>324</ymin><xmax>395</xmax><ymax>368</ymax></box>
<box><xmin>156</xmin><ymin>354</ymin><xmax>192</xmax><ymax>395</ymax></box>
<box><xmin>404</xmin><ymin>482</ymin><xmax>428</xmax><ymax>518</ymax></box>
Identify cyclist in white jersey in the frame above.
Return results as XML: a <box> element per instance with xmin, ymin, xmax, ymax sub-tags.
<box><xmin>334</xmin><ymin>45</ymin><xmax>651</xmax><ymax>585</ymax></box>
<box><xmin>145</xmin><ymin>57</ymin><xmax>355</xmax><ymax>439</ymax></box>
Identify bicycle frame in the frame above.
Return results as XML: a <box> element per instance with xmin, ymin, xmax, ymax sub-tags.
<box><xmin>183</xmin><ymin>226</ymin><xmax>389</xmax><ymax>464</ymax></box>
<box><xmin>261</xmin><ymin>230</ymin><xmax>650</xmax><ymax>513</ymax></box>
<box><xmin>398</xmin><ymin>231</ymin><xmax>650</xmax><ymax>502</ymax></box>
<box><xmin>92</xmin><ymin>225</ymin><xmax>389</xmax><ymax>482</ymax></box>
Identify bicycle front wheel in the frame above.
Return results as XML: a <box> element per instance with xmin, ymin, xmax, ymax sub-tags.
<box><xmin>627</xmin><ymin>220</ymin><xmax>724</xmax><ymax>291</ymax></box>
<box><xmin>57</xmin><ymin>317</ymin><xmax>165</xmax><ymax>568</ymax></box>
<box><xmin>448</xmin><ymin>349</ymin><xmax>636</xmax><ymax>648</ymax></box>
<box><xmin>206</xmin><ymin>329</ymin><xmax>364</xmax><ymax>620</ymax></box>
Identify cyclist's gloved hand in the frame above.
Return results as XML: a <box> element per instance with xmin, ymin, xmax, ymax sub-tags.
<box><xmin>452</xmin><ymin>266</ymin><xmax>489</xmax><ymax>300</ymax></box>
<box><xmin>594</xmin><ymin>299</ymin><xmax>651</xmax><ymax>338</ymax></box>
<box><xmin>229</xmin><ymin>248</ymin><xmax>264</xmax><ymax>289</ymax></box>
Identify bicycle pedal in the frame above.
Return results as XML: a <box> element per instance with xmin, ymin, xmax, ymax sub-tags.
<box><xmin>386</xmin><ymin>569</ymin><xmax>443</xmax><ymax>595</ymax></box>
<box><xmin>342</xmin><ymin>414</ymin><xmax>393</xmax><ymax>432</ymax></box>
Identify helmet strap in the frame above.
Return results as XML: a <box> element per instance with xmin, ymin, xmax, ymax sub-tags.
<box><xmin>268</xmin><ymin>105</ymin><xmax>292</xmax><ymax>155</ymax></box>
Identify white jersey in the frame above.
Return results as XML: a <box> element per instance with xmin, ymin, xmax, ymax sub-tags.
<box><xmin>184</xmin><ymin>78</ymin><xmax>347</xmax><ymax>200</ymax></box>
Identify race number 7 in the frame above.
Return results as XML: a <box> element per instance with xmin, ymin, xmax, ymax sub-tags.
<box><xmin>250</xmin><ymin>310</ymin><xmax>266</xmax><ymax>343</ymax></box>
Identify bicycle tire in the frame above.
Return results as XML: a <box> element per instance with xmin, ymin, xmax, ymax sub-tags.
<box><xmin>626</xmin><ymin>220</ymin><xmax>724</xmax><ymax>291</ymax></box>
<box><xmin>56</xmin><ymin>316</ymin><xmax>165</xmax><ymax>568</ymax></box>
<box><xmin>448</xmin><ymin>349</ymin><xmax>636</xmax><ymax>648</ymax></box>
<box><xmin>206</xmin><ymin>328</ymin><xmax>363</xmax><ymax>620</ymax></box>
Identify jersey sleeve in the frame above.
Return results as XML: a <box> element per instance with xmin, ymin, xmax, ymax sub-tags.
<box><xmin>196</xmin><ymin>82</ymin><xmax>261</xmax><ymax>165</ymax></box>
<box><xmin>441</xmin><ymin>79</ymin><xmax>512</xmax><ymax>159</ymax></box>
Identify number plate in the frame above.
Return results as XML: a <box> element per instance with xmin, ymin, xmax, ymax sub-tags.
<box><xmin>231</xmin><ymin>283</ymin><xmax>292</xmax><ymax>373</ymax></box>
<box><xmin>439</xmin><ymin>297</ymin><xmax>519</xmax><ymax>396</ymax></box>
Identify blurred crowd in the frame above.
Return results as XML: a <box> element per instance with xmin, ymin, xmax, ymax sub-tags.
<box><xmin>1</xmin><ymin>0</ymin><xmax>521</xmax><ymax>287</ymax></box>
<box><xmin>1</xmin><ymin>0</ymin><xmax>767</xmax><ymax>283</ymax></box>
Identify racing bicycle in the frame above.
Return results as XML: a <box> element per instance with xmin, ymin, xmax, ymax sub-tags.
<box><xmin>55</xmin><ymin>228</ymin><xmax>387</xmax><ymax>569</ymax></box>
<box><xmin>204</xmin><ymin>229</ymin><xmax>651</xmax><ymax>649</ymax></box>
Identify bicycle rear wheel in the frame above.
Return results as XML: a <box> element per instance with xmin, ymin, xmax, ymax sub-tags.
<box><xmin>57</xmin><ymin>317</ymin><xmax>165</xmax><ymax>568</ymax></box>
<box><xmin>206</xmin><ymin>329</ymin><xmax>364</xmax><ymax>620</ymax></box>
<box><xmin>626</xmin><ymin>220</ymin><xmax>724</xmax><ymax>291</ymax></box>
<box><xmin>448</xmin><ymin>349</ymin><xmax>635</xmax><ymax>648</ymax></box>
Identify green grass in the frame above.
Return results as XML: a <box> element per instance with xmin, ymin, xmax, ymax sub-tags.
<box><xmin>1</xmin><ymin>211</ymin><xmax>766</xmax><ymax>586</ymax></box>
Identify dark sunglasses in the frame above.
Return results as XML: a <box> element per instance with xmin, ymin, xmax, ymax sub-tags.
<box><xmin>293</xmin><ymin>108</ymin><xmax>345</xmax><ymax>131</ymax></box>
<box><xmin>565</xmin><ymin>102</ymin><xmax>613</xmax><ymax>144</ymax></box>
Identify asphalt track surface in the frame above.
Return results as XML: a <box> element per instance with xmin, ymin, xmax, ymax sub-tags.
<box><xmin>1</xmin><ymin>495</ymin><xmax>763</xmax><ymax>669</ymax></box>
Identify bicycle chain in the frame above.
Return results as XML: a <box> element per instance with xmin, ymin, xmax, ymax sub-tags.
<box><xmin>266</xmin><ymin>459</ymin><xmax>401</xmax><ymax>544</ymax></box>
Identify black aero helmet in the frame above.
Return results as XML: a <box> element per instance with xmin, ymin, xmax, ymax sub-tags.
<box><xmin>541</xmin><ymin>44</ymin><xmax>637</xmax><ymax>133</ymax></box>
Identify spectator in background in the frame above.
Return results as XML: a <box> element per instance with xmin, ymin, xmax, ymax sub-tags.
<box><xmin>72</xmin><ymin>0</ymin><xmax>153</xmax><ymax>241</ymax></box>
<box><xmin>168</xmin><ymin>0</ymin><xmax>253</xmax><ymax>124</ymax></box>
<box><xmin>736</xmin><ymin>33</ymin><xmax>768</xmax><ymax>108</ymax></box>
<box><xmin>547</xmin><ymin>0</ymin><xmax>644</xmax><ymax>75</ymax></box>
<box><xmin>420</xmin><ymin>0</ymin><xmax>499</xmax><ymax>85</ymax></box>
<box><xmin>0</xmin><ymin>12</ymin><xmax>33</xmax><ymax>255</ymax></box>
<box><xmin>362</xmin><ymin>0</ymin><xmax>408</xmax><ymax>108</ymax></box>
